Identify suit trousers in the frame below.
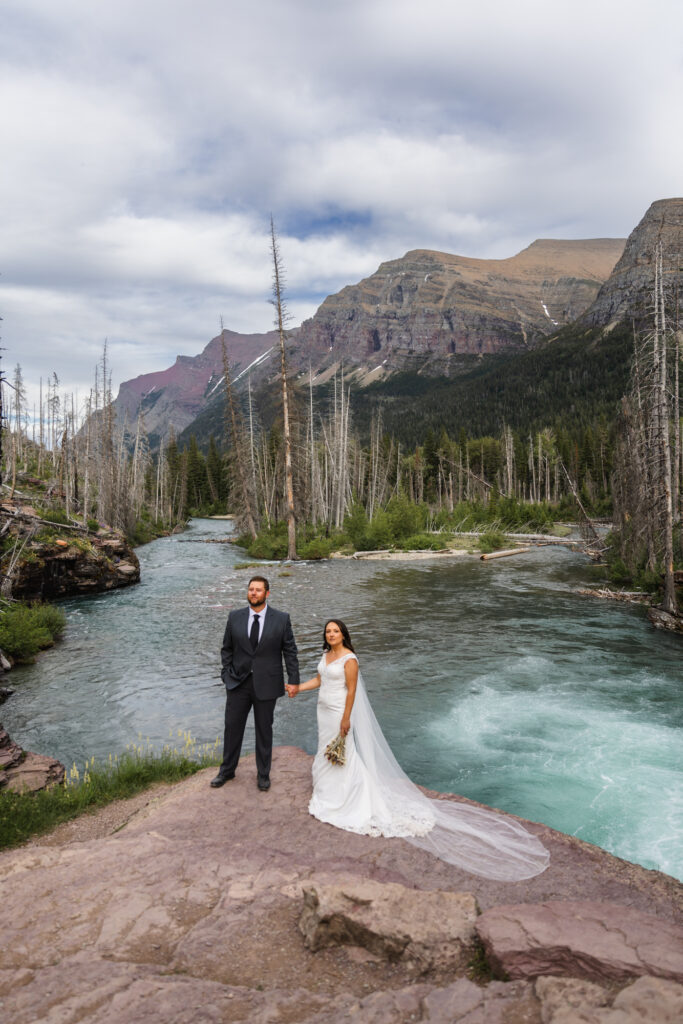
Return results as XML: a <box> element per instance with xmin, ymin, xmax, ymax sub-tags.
<box><xmin>220</xmin><ymin>674</ymin><xmax>276</xmax><ymax>779</ymax></box>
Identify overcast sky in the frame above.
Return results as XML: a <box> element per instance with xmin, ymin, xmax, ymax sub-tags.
<box><xmin>2</xmin><ymin>0</ymin><xmax>682</xmax><ymax>413</ymax></box>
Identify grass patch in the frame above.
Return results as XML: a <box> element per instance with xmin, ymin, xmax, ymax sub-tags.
<box><xmin>0</xmin><ymin>732</ymin><xmax>220</xmax><ymax>851</ymax></box>
<box><xmin>466</xmin><ymin>939</ymin><xmax>496</xmax><ymax>984</ymax></box>
<box><xmin>0</xmin><ymin>601</ymin><xmax>66</xmax><ymax>662</ymax></box>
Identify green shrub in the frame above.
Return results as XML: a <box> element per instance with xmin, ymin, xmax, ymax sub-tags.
<box><xmin>0</xmin><ymin>602</ymin><xmax>66</xmax><ymax>661</ymax></box>
<box><xmin>39</xmin><ymin>507</ymin><xmax>69</xmax><ymax>525</ymax></box>
<box><xmin>478</xmin><ymin>531</ymin><xmax>507</xmax><ymax>554</ymax></box>
<box><xmin>87</xmin><ymin>518</ymin><xmax>100</xmax><ymax>532</ymax></box>
<box><xmin>385</xmin><ymin>495</ymin><xmax>428</xmax><ymax>540</ymax></box>
<box><xmin>342</xmin><ymin>501</ymin><xmax>369</xmax><ymax>546</ymax></box>
<box><xmin>361</xmin><ymin>509</ymin><xmax>394</xmax><ymax>550</ymax></box>
<box><xmin>298</xmin><ymin>536</ymin><xmax>335</xmax><ymax>560</ymax></box>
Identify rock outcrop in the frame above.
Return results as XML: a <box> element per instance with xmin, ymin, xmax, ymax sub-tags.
<box><xmin>0</xmin><ymin>725</ymin><xmax>65</xmax><ymax>792</ymax></box>
<box><xmin>1</xmin><ymin>507</ymin><xmax>140</xmax><ymax>601</ymax></box>
<box><xmin>476</xmin><ymin>900</ymin><xmax>683</xmax><ymax>984</ymax></box>
<box><xmin>299</xmin><ymin>879</ymin><xmax>478</xmax><ymax>971</ymax></box>
<box><xmin>1</xmin><ymin>746</ymin><xmax>681</xmax><ymax>1023</ymax></box>
<box><xmin>583</xmin><ymin>198</ymin><xmax>683</xmax><ymax>328</ymax></box>
<box><xmin>293</xmin><ymin>238</ymin><xmax>624</xmax><ymax>376</ymax></box>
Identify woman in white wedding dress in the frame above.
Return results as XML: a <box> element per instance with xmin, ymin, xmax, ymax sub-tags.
<box><xmin>287</xmin><ymin>619</ymin><xmax>549</xmax><ymax>882</ymax></box>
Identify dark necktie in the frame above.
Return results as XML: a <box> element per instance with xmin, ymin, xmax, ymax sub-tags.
<box><xmin>250</xmin><ymin>614</ymin><xmax>260</xmax><ymax>651</ymax></box>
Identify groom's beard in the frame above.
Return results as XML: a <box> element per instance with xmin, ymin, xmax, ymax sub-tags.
<box><xmin>248</xmin><ymin>597</ymin><xmax>266</xmax><ymax>609</ymax></box>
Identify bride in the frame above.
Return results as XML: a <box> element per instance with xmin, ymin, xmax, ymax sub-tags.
<box><xmin>286</xmin><ymin>619</ymin><xmax>549</xmax><ymax>882</ymax></box>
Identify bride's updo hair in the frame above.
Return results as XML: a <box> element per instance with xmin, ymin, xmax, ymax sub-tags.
<box><xmin>322</xmin><ymin>618</ymin><xmax>355</xmax><ymax>652</ymax></box>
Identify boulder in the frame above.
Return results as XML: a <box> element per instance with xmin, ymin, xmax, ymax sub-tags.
<box><xmin>331</xmin><ymin>978</ymin><xmax>539</xmax><ymax>1024</ymax></box>
<box><xmin>0</xmin><ymin>724</ymin><xmax>23</xmax><ymax>769</ymax></box>
<box><xmin>608</xmin><ymin>976</ymin><xmax>683</xmax><ymax>1024</ymax></box>
<box><xmin>535</xmin><ymin>976</ymin><xmax>611</xmax><ymax>1022</ymax></box>
<box><xmin>2</xmin><ymin>751</ymin><xmax>66</xmax><ymax>793</ymax></box>
<box><xmin>536</xmin><ymin>975</ymin><xmax>683</xmax><ymax>1024</ymax></box>
<box><xmin>476</xmin><ymin>900</ymin><xmax>683</xmax><ymax>985</ymax></box>
<box><xmin>0</xmin><ymin>685</ymin><xmax>14</xmax><ymax>702</ymax></box>
<box><xmin>0</xmin><ymin>725</ymin><xmax>65</xmax><ymax>792</ymax></box>
<box><xmin>299</xmin><ymin>878</ymin><xmax>478</xmax><ymax>972</ymax></box>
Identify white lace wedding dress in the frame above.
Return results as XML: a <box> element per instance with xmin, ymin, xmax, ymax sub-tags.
<box><xmin>308</xmin><ymin>652</ymin><xmax>550</xmax><ymax>881</ymax></box>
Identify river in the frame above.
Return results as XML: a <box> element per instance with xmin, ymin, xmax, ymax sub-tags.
<box><xmin>3</xmin><ymin>518</ymin><xmax>682</xmax><ymax>880</ymax></box>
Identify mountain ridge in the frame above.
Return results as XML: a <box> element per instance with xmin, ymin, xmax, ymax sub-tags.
<box><xmin>112</xmin><ymin>234</ymin><xmax>625</xmax><ymax>446</ymax></box>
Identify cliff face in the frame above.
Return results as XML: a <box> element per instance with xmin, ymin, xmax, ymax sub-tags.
<box><xmin>293</xmin><ymin>238</ymin><xmax>624</xmax><ymax>374</ymax></box>
<box><xmin>583</xmin><ymin>198</ymin><xmax>683</xmax><ymax>327</ymax></box>
<box><xmin>113</xmin><ymin>328</ymin><xmax>280</xmax><ymax>443</ymax></box>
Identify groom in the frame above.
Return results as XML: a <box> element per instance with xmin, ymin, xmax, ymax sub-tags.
<box><xmin>211</xmin><ymin>575</ymin><xmax>300</xmax><ymax>791</ymax></box>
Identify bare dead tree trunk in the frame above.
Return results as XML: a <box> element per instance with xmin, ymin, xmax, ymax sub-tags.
<box><xmin>270</xmin><ymin>217</ymin><xmax>297</xmax><ymax>559</ymax></box>
<box><xmin>220</xmin><ymin>326</ymin><xmax>257</xmax><ymax>539</ymax></box>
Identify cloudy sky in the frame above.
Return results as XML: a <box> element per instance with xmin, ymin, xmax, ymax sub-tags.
<box><xmin>2</xmin><ymin>0</ymin><xmax>682</xmax><ymax>413</ymax></box>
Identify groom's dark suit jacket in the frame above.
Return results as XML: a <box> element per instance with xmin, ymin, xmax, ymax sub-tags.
<box><xmin>220</xmin><ymin>605</ymin><xmax>300</xmax><ymax>701</ymax></box>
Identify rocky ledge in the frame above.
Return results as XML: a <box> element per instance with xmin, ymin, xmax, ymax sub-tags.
<box><xmin>1</xmin><ymin>746</ymin><xmax>681</xmax><ymax>1022</ymax></box>
<box><xmin>1</xmin><ymin>503</ymin><xmax>140</xmax><ymax>601</ymax></box>
<box><xmin>0</xmin><ymin>725</ymin><xmax>65</xmax><ymax>793</ymax></box>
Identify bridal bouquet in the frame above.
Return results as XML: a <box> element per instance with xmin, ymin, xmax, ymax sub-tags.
<box><xmin>324</xmin><ymin>733</ymin><xmax>346</xmax><ymax>766</ymax></box>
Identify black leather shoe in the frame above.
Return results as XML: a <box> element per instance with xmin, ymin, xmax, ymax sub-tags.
<box><xmin>257</xmin><ymin>775</ymin><xmax>271</xmax><ymax>791</ymax></box>
<box><xmin>210</xmin><ymin>772</ymin><xmax>235</xmax><ymax>788</ymax></box>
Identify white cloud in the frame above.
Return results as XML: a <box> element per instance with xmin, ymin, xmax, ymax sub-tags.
<box><xmin>1</xmin><ymin>0</ymin><xmax>682</xmax><ymax>411</ymax></box>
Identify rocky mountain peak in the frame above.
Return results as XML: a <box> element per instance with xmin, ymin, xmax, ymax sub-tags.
<box><xmin>583</xmin><ymin>198</ymin><xmax>683</xmax><ymax>327</ymax></box>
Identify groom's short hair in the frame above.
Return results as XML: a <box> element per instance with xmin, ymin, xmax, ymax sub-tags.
<box><xmin>248</xmin><ymin>575</ymin><xmax>270</xmax><ymax>592</ymax></box>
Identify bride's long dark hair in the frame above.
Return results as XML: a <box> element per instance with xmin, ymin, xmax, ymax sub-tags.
<box><xmin>322</xmin><ymin>618</ymin><xmax>355</xmax><ymax>652</ymax></box>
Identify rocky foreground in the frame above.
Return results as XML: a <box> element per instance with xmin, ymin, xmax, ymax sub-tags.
<box><xmin>1</xmin><ymin>746</ymin><xmax>681</xmax><ymax>1023</ymax></box>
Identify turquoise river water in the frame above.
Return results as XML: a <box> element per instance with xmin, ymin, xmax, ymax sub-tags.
<box><xmin>3</xmin><ymin>518</ymin><xmax>682</xmax><ymax>879</ymax></box>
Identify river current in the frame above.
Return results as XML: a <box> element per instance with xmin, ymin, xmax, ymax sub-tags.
<box><xmin>3</xmin><ymin>518</ymin><xmax>682</xmax><ymax>880</ymax></box>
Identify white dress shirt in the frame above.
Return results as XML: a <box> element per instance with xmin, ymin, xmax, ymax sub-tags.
<box><xmin>248</xmin><ymin>604</ymin><xmax>267</xmax><ymax>642</ymax></box>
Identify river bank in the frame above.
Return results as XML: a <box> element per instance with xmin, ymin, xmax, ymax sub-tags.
<box><xmin>3</xmin><ymin>518</ymin><xmax>681</xmax><ymax>882</ymax></box>
<box><xmin>1</xmin><ymin>747</ymin><xmax>681</xmax><ymax>1023</ymax></box>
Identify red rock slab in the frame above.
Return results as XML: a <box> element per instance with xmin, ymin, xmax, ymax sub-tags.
<box><xmin>476</xmin><ymin>900</ymin><xmax>683</xmax><ymax>984</ymax></box>
<box><xmin>2</xmin><ymin>751</ymin><xmax>65</xmax><ymax>793</ymax></box>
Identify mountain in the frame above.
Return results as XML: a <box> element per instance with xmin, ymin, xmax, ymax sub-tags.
<box><xmin>114</xmin><ymin>235</ymin><xmax>623</xmax><ymax>449</ymax></box>
<box><xmin>341</xmin><ymin>198</ymin><xmax>683</xmax><ymax>444</ymax></box>
<box><xmin>291</xmin><ymin>238</ymin><xmax>625</xmax><ymax>381</ymax></box>
<box><xmin>113</xmin><ymin>328</ymin><xmax>280</xmax><ymax>446</ymax></box>
<box><xmin>583</xmin><ymin>198</ymin><xmax>683</xmax><ymax>327</ymax></box>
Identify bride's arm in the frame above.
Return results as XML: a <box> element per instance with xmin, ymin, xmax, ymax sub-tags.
<box><xmin>287</xmin><ymin>673</ymin><xmax>321</xmax><ymax>696</ymax></box>
<box><xmin>340</xmin><ymin>658</ymin><xmax>359</xmax><ymax>736</ymax></box>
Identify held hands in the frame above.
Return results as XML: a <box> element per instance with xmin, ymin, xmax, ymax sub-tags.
<box><xmin>340</xmin><ymin>715</ymin><xmax>351</xmax><ymax>737</ymax></box>
<box><xmin>286</xmin><ymin>684</ymin><xmax>300</xmax><ymax>698</ymax></box>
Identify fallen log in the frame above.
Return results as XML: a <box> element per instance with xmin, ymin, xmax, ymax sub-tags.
<box><xmin>577</xmin><ymin>588</ymin><xmax>650</xmax><ymax>604</ymax></box>
<box><xmin>480</xmin><ymin>547</ymin><xmax>531</xmax><ymax>560</ymax></box>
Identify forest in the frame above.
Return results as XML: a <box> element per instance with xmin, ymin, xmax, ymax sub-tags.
<box><xmin>1</xmin><ymin>248</ymin><xmax>681</xmax><ymax>621</ymax></box>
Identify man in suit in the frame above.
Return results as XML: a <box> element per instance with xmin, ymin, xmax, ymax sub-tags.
<box><xmin>211</xmin><ymin>575</ymin><xmax>300</xmax><ymax>791</ymax></box>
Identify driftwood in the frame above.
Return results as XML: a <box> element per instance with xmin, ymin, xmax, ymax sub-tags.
<box><xmin>0</xmin><ymin>509</ymin><xmax>88</xmax><ymax>533</ymax></box>
<box><xmin>480</xmin><ymin>547</ymin><xmax>531</xmax><ymax>561</ymax></box>
<box><xmin>577</xmin><ymin>588</ymin><xmax>651</xmax><ymax>604</ymax></box>
<box><xmin>446</xmin><ymin>530</ymin><xmax>582</xmax><ymax>547</ymax></box>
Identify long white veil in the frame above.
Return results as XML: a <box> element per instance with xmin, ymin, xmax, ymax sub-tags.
<box><xmin>352</xmin><ymin>672</ymin><xmax>550</xmax><ymax>881</ymax></box>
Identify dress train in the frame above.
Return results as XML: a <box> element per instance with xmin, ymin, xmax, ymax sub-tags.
<box><xmin>309</xmin><ymin>653</ymin><xmax>549</xmax><ymax>882</ymax></box>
